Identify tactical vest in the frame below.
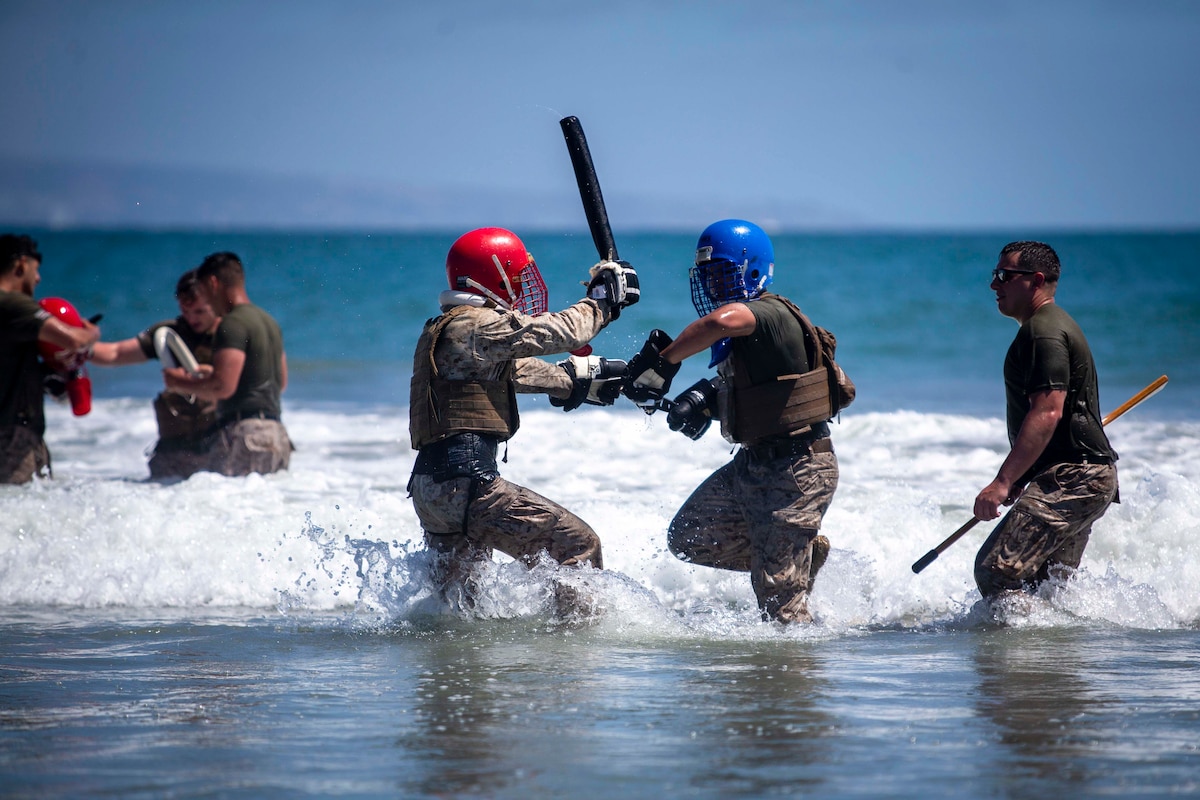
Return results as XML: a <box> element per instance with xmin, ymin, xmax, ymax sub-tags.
<box><xmin>719</xmin><ymin>294</ymin><xmax>849</xmax><ymax>444</ymax></box>
<box><xmin>154</xmin><ymin>392</ymin><xmax>218</xmax><ymax>443</ymax></box>
<box><xmin>409</xmin><ymin>305</ymin><xmax>520</xmax><ymax>450</ymax></box>
<box><xmin>152</xmin><ymin>329</ymin><xmax>216</xmax><ymax>443</ymax></box>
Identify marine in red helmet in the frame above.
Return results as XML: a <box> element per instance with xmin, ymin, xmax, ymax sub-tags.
<box><xmin>0</xmin><ymin>234</ymin><xmax>100</xmax><ymax>483</ymax></box>
<box><xmin>36</xmin><ymin>296</ymin><xmax>95</xmax><ymax>417</ymax></box>
<box><xmin>408</xmin><ymin>227</ymin><xmax>638</xmax><ymax>614</ymax></box>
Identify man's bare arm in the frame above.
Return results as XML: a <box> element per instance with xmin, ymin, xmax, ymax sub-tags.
<box><xmin>660</xmin><ymin>303</ymin><xmax>757</xmax><ymax>364</ymax></box>
<box><xmin>974</xmin><ymin>388</ymin><xmax>1066</xmax><ymax>520</ymax></box>
<box><xmin>90</xmin><ymin>338</ymin><xmax>149</xmax><ymax>366</ymax></box>
<box><xmin>164</xmin><ymin>348</ymin><xmax>244</xmax><ymax>401</ymax></box>
<box><xmin>39</xmin><ymin>317</ymin><xmax>99</xmax><ymax>354</ymax></box>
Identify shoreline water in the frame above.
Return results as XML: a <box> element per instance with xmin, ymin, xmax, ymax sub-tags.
<box><xmin>4</xmin><ymin>230</ymin><xmax>1198</xmax><ymax>797</ymax></box>
<box><xmin>10</xmin><ymin>402</ymin><xmax>1197</xmax><ymax>627</ymax></box>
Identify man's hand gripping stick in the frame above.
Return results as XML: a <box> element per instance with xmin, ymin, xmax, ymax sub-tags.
<box><xmin>621</xmin><ymin>329</ymin><xmax>680</xmax><ymax>414</ymax></box>
<box><xmin>587</xmin><ymin>260</ymin><xmax>640</xmax><ymax>317</ymax></box>
<box><xmin>551</xmin><ymin>355</ymin><xmax>629</xmax><ymax>412</ymax></box>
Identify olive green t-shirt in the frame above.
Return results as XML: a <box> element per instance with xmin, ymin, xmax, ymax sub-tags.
<box><xmin>212</xmin><ymin>303</ymin><xmax>285</xmax><ymax>420</ymax></box>
<box><xmin>733</xmin><ymin>295</ymin><xmax>813</xmax><ymax>382</ymax></box>
<box><xmin>0</xmin><ymin>290</ymin><xmax>50</xmax><ymax>433</ymax></box>
<box><xmin>1003</xmin><ymin>302</ymin><xmax>1116</xmax><ymax>481</ymax></box>
<box><xmin>727</xmin><ymin>294</ymin><xmax>830</xmax><ymax>440</ymax></box>
<box><xmin>135</xmin><ymin>315</ymin><xmax>216</xmax><ymax>365</ymax></box>
<box><xmin>135</xmin><ymin>315</ymin><xmax>219</xmax><ymax>442</ymax></box>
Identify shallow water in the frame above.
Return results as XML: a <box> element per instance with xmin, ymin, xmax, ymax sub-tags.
<box><xmin>3</xmin><ymin>610</ymin><xmax>1198</xmax><ymax>799</ymax></box>
<box><xmin>3</xmin><ymin>402</ymin><xmax>1200</xmax><ymax>797</ymax></box>
<box><xmin>4</xmin><ymin>230</ymin><xmax>1198</xmax><ymax>796</ymax></box>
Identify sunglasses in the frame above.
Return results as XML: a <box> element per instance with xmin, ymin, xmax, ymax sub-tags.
<box><xmin>991</xmin><ymin>268</ymin><xmax>1040</xmax><ymax>283</ymax></box>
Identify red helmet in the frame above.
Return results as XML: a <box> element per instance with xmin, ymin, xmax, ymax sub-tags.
<box><xmin>37</xmin><ymin>297</ymin><xmax>92</xmax><ymax>416</ymax></box>
<box><xmin>36</xmin><ymin>297</ymin><xmax>85</xmax><ymax>368</ymax></box>
<box><xmin>446</xmin><ymin>228</ymin><xmax>548</xmax><ymax>315</ymax></box>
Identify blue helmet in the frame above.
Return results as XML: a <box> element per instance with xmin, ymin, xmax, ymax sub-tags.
<box><xmin>689</xmin><ymin>219</ymin><xmax>775</xmax><ymax>317</ymax></box>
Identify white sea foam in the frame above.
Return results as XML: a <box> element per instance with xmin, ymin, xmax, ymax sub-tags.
<box><xmin>2</xmin><ymin>400</ymin><xmax>1197</xmax><ymax>634</ymax></box>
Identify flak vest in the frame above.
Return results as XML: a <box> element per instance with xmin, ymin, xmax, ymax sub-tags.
<box><xmin>718</xmin><ymin>294</ymin><xmax>847</xmax><ymax>445</ymax></box>
<box><xmin>409</xmin><ymin>305</ymin><xmax>520</xmax><ymax>450</ymax></box>
<box><xmin>153</xmin><ymin>337</ymin><xmax>217</xmax><ymax>443</ymax></box>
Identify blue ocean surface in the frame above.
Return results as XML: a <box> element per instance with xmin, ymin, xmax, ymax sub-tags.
<box><xmin>2</xmin><ymin>230</ymin><xmax>1199</xmax><ymax>798</ymax></box>
<box><xmin>35</xmin><ymin>229</ymin><xmax>1200</xmax><ymax>414</ymax></box>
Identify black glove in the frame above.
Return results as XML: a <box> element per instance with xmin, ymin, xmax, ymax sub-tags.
<box><xmin>621</xmin><ymin>329</ymin><xmax>680</xmax><ymax>413</ymax></box>
<box><xmin>587</xmin><ymin>260</ymin><xmax>640</xmax><ymax>320</ymax></box>
<box><xmin>666</xmin><ymin>378</ymin><xmax>718</xmax><ymax>440</ymax></box>
<box><xmin>549</xmin><ymin>355</ymin><xmax>629</xmax><ymax>412</ymax></box>
<box><xmin>43</xmin><ymin>371</ymin><xmax>68</xmax><ymax>402</ymax></box>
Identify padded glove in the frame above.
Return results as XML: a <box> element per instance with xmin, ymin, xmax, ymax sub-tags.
<box><xmin>666</xmin><ymin>379</ymin><xmax>718</xmax><ymax>440</ymax></box>
<box><xmin>549</xmin><ymin>355</ymin><xmax>629</xmax><ymax>412</ymax></box>
<box><xmin>43</xmin><ymin>372</ymin><xmax>68</xmax><ymax>402</ymax></box>
<box><xmin>587</xmin><ymin>260</ymin><xmax>640</xmax><ymax>319</ymax></box>
<box><xmin>621</xmin><ymin>329</ymin><xmax>680</xmax><ymax>412</ymax></box>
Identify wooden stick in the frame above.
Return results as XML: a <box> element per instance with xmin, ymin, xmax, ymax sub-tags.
<box><xmin>1103</xmin><ymin>374</ymin><xmax>1168</xmax><ymax>426</ymax></box>
<box><xmin>911</xmin><ymin>375</ymin><xmax>1169</xmax><ymax>574</ymax></box>
<box><xmin>910</xmin><ymin>517</ymin><xmax>981</xmax><ymax>574</ymax></box>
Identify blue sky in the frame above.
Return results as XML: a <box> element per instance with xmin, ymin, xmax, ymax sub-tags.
<box><xmin>3</xmin><ymin>0</ymin><xmax>1199</xmax><ymax>229</ymax></box>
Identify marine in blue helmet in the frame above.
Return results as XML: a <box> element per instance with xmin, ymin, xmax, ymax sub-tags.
<box><xmin>621</xmin><ymin>220</ymin><xmax>853</xmax><ymax>624</ymax></box>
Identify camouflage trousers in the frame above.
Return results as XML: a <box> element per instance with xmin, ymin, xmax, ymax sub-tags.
<box><xmin>668</xmin><ymin>446</ymin><xmax>839</xmax><ymax>623</ymax></box>
<box><xmin>0</xmin><ymin>425</ymin><xmax>50</xmax><ymax>485</ymax></box>
<box><xmin>974</xmin><ymin>462</ymin><xmax>1118</xmax><ymax>598</ymax></box>
<box><xmin>203</xmin><ymin>419</ymin><xmax>292</xmax><ymax>477</ymax></box>
<box><xmin>147</xmin><ymin>439</ymin><xmax>212</xmax><ymax>480</ymax></box>
<box><xmin>149</xmin><ymin>419</ymin><xmax>293</xmax><ymax>480</ymax></box>
<box><xmin>409</xmin><ymin>473</ymin><xmax>603</xmax><ymax>600</ymax></box>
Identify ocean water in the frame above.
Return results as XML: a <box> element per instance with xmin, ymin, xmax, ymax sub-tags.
<box><xmin>2</xmin><ymin>230</ymin><xmax>1199</xmax><ymax>798</ymax></box>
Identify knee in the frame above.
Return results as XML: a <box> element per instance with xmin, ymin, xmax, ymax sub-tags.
<box><xmin>974</xmin><ymin>564</ymin><xmax>998</xmax><ymax>598</ymax></box>
<box><xmin>665</xmin><ymin>518</ymin><xmax>696</xmax><ymax>562</ymax></box>
<box><xmin>974</xmin><ymin>561</ymin><xmax>1022</xmax><ymax>598</ymax></box>
<box><xmin>424</xmin><ymin>529</ymin><xmax>470</xmax><ymax>555</ymax></box>
<box><xmin>558</xmin><ymin>524</ymin><xmax>603</xmax><ymax>570</ymax></box>
<box><xmin>579</xmin><ymin>530</ymin><xmax>603</xmax><ymax>570</ymax></box>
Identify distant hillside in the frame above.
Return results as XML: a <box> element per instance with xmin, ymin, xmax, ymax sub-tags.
<box><xmin>0</xmin><ymin>158</ymin><xmax>864</xmax><ymax>232</ymax></box>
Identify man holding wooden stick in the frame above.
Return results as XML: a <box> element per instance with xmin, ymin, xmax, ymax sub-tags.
<box><xmin>972</xmin><ymin>241</ymin><xmax>1118</xmax><ymax>599</ymax></box>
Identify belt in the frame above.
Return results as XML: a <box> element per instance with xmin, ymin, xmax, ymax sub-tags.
<box><xmin>412</xmin><ymin>432</ymin><xmax>500</xmax><ymax>483</ymax></box>
<box><xmin>220</xmin><ymin>410</ymin><xmax>280</xmax><ymax>426</ymax></box>
<box><xmin>1069</xmin><ymin>454</ymin><xmax>1114</xmax><ymax>466</ymax></box>
<box><xmin>744</xmin><ymin>436</ymin><xmax>834</xmax><ymax>462</ymax></box>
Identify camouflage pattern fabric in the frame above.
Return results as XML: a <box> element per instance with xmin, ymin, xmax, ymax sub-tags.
<box><xmin>411</xmin><ymin>473</ymin><xmax>602</xmax><ymax>565</ymax></box>
<box><xmin>153</xmin><ymin>391</ymin><xmax>218</xmax><ymax>444</ymax></box>
<box><xmin>425</xmin><ymin>299</ymin><xmax>610</xmax><ymax>397</ymax></box>
<box><xmin>149</xmin><ymin>418</ymin><xmax>292</xmax><ymax>480</ymax></box>
<box><xmin>0</xmin><ymin>425</ymin><xmax>50</xmax><ymax>484</ymax></box>
<box><xmin>202</xmin><ymin>418</ymin><xmax>292</xmax><ymax>477</ymax></box>
<box><xmin>147</xmin><ymin>442</ymin><xmax>211</xmax><ymax>481</ymax></box>
<box><xmin>974</xmin><ymin>462</ymin><xmax>1118</xmax><ymax>598</ymax></box>
<box><xmin>409</xmin><ymin>295</ymin><xmax>613</xmax><ymax>606</ymax></box>
<box><xmin>668</xmin><ymin>448</ymin><xmax>839</xmax><ymax>623</ymax></box>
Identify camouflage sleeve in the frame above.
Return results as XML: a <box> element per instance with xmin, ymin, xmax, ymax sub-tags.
<box><xmin>472</xmin><ymin>298</ymin><xmax>611</xmax><ymax>360</ymax></box>
<box><xmin>513</xmin><ymin>356</ymin><xmax>573</xmax><ymax>397</ymax></box>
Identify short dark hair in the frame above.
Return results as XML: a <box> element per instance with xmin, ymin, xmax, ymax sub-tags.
<box><xmin>175</xmin><ymin>269</ymin><xmax>201</xmax><ymax>301</ymax></box>
<box><xmin>0</xmin><ymin>234</ymin><xmax>42</xmax><ymax>275</ymax></box>
<box><xmin>1000</xmin><ymin>241</ymin><xmax>1060</xmax><ymax>283</ymax></box>
<box><xmin>195</xmin><ymin>251</ymin><xmax>245</xmax><ymax>287</ymax></box>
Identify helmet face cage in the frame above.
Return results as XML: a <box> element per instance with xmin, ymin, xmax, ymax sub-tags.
<box><xmin>512</xmin><ymin>260</ymin><xmax>548</xmax><ymax>315</ymax></box>
<box><xmin>446</xmin><ymin>228</ymin><xmax>548</xmax><ymax>314</ymax></box>
<box><xmin>690</xmin><ymin>219</ymin><xmax>774</xmax><ymax>317</ymax></box>
<box><xmin>690</xmin><ymin>260</ymin><xmax>751</xmax><ymax>316</ymax></box>
<box><xmin>689</xmin><ymin>256</ymin><xmax>774</xmax><ymax>317</ymax></box>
